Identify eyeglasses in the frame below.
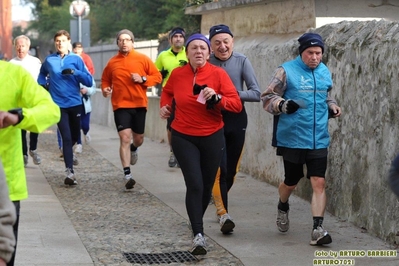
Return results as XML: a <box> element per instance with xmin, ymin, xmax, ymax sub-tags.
<box><xmin>118</xmin><ymin>38</ymin><xmax>132</xmax><ymax>43</ymax></box>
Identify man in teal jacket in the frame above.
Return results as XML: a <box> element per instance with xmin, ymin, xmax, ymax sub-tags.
<box><xmin>0</xmin><ymin>61</ymin><xmax>60</xmax><ymax>265</ymax></box>
<box><xmin>261</xmin><ymin>33</ymin><xmax>341</xmax><ymax>246</ymax></box>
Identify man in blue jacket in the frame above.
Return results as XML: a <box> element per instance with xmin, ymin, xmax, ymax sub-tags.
<box><xmin>261</xmin><ymin>32</ymin><xmax>341</xmax><ymax>245</ymax></box>
<box><xmin>38</xmin><ymin>30</ymin><xmax>92</xmax><ymax>186</ymax></box>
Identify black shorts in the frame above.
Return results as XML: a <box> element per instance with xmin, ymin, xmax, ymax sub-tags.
<box><xmin>277</xmin><ymin>147</ymin><xmax>328</xmax><ymax>186</ymax></box>
<box><xmin>113</xmin><ymin>108</ymin><xmax>147</xmax><ymax>134</ymax></box>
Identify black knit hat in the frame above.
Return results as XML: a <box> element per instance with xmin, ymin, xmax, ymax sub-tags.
<box><xmin>209</xmin><ymin>24</ymin><xmax>233</xmax><ymax>40</ymax></box>
<box><xmin>169</xmin><ymin>27</ymin><xmax>186</xmax><ymax>39</ymax></box>
<box><xmin>298</xmin><ymin>33</ymin><xmax>324</xmax><ymax>55</ymax></box>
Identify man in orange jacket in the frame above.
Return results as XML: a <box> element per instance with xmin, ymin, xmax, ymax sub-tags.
<box><xmin>101</xmin><ymin>29</ymin><xmax>162</xmax><ymax>190</ymax></box>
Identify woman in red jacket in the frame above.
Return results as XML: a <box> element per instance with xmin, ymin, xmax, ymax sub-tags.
<box><xmin>160</xmin><ymin>33</ymin><xmax>242</xmax><ymax>255</ymax></box>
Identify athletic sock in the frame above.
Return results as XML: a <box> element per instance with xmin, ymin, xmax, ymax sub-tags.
<box><xmin>123</xmin><ymin>167</ymin><xmax>131</xmax><ymax>176</ymax></box>
<box><xmin>313</xmin><ymin>216</ymin><xmax>324</xmax><ymax>230</ymax></box>
<box><xmin>278</xmin><ymin>199</ymin><xmax>289</xmax><ymax>212</ymax></box>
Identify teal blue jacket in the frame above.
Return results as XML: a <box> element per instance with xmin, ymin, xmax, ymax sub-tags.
<box><xmin>275</xmin><ymin>56</ymin><xmax>332</xmax><ymax>149</ymax></box>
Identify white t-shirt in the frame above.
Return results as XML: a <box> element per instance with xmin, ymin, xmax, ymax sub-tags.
<box><xmin>9</xmin><ymin>54</ymin><xmax>41</xmax><ymax>80</ymax></box>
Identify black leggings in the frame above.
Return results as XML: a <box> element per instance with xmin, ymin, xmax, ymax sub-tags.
<box><xmin>172</xmin><ymin>129</ymin><xmax>224</xmax><ymax>236</ymax></box>
<box><xmin>21</xmin><ymin>130</ymin><xmax>39</xmax><ymax>155</ymax></box>
<box><xmin>219</xmin><ymin>108</ymin><xmax>247</xmax><ymax>212</ymax></box>
<box><xmin>58</xmin><ymin>105</ymin><xmax>82</xmax><ymax>170</ymax></box>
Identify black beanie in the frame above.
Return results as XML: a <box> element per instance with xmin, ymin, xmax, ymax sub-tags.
<box><xmin>298</xmin><ymin>33</ymin><xmax>324</xmax><ymax>55</ymax></box>
<box><xmin>169</xmin><ymin>27</ymin><xmax>186</xmax><ymax>39</ymax></box>
<box><xmin>209</xmin><ymin>24</ymin><xmax>234</xmax><ymax>40</ymax></box>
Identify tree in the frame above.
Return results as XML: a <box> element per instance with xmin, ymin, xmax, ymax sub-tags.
<box><xmin>21</xmin><ymin>0</ymin><xmax>201</xmax><ymax>45</ymax></box>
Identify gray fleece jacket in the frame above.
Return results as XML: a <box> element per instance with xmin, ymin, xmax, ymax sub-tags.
<box><xmin>0</xmin><ymin>160</ymin><xmax>16</xmax><ymax>263</ymax></box>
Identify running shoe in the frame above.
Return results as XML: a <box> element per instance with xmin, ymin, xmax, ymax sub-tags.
<box><xmin>85</xmin><ymin>133</ymin><xmax>91</xmax><ymax>144</ymax></box>
<box><xmin>310</xmin><ymin>226</ymin><xmax>332</xmax><ymax>246</ymax></box>
<box><xmin>74</xmin><ymin>144</ymin><xmax>82</xmax><ymax>154</ymax></box>
<box><xmin>64</xmin><ymin>168</ymin><xmax>77</xmax><ymax>185</ymax></box>
<box><xmin>168</xmin><ymin>152</ymin><xmax>177</xmax><ymax>167</ymax></box>
<box><xmin>73</xmin><ymin>153</ymin><xmax>79</xmax><ymax>165</ymax></box>
<box><xmin>219</xmin><ymin>213</ymin><xmax>235</xmax><ymax>234</ymax></box>
<box><xmin>125</xmin><ymin>174</ymin><xmax>136</xmax><ymax>189</ymax></box>
<box><xmin>130</xmin><ymin>150</ymin><xmax>138</xmax><ymax>165</ymax></box>
<box><xmin>23</xmin><ymin>155</ymin><xmax>28</xmax><ymax>167</ymax></box>
<box><xmin>276</xmin><ymin>209</ymin><xmax>290</xmax><ymax>232</ymax></box>
<box><xmin>190</xmin><ymin>233</ymin><xmax>207</xmax><ymax>255</ymax></box>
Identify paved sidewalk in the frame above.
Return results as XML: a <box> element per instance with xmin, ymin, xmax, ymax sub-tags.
<box><xmin>15</xmin><ymin>124</ymin><xmax>398</xmax><ymax>266</ymax></box>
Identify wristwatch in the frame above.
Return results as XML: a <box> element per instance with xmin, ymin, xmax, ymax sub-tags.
<box><xmin>141</xmin><ymin>76</ymin><xmax>147</xmax><ymax>83</ymax></box>
<box><xmin>8</xmin><ymin>108</ymin><xmax>24</xmax><ymax>125</ymax></box>
<box><xmin>216</xmin><ymin>94</ymin><xmax>222</xmax><ymax>103</ymax></box>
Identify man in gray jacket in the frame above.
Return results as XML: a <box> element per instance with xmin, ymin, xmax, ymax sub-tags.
<box><xmin>208</xmin><ymin>24</ymin><xmax>261</xmax><ymax>234</ymax></box>
<box><xmin>0</xmin><ymin>160</ymin><xmax>16</xmax><ymax>265</ymax></box>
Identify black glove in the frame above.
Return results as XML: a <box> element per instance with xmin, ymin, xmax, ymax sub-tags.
<box><xmin>61</xmin><ymin>68</ymin><xmax>74</xmax><ymax>75</ymax></box>
<box><xmin>193</xmin><ymin>83</ymin><xmax>207</xmax><ymax>95</ymax></box>
<box><xmin>279</xmin><ymin>99</ymin><xmax>299</xmax><ymax>114</ymax></box>
<box><xmin>206</xmin><ymin>94</ymin><xmax>221</xmax><ymax>110</ymax></box>
<box><xmin>160</xmin><ymin>69</ymin><xmax>169</xmax><ymax>79</ymax></box>
<box><xmin>82</xmin><ymin>94</ymin><xmax>89</xmax><ymax>101</ymax></box>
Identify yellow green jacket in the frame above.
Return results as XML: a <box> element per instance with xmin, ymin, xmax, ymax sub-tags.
<box><xmin>0</xmin><ymin>61</ymin><xmax>60</xmax><ymax>201</ymax></box>
<box><xmin>155</xmin><ymin>46</ymin><xmax>187</xmax><ymax>87</ymax></box>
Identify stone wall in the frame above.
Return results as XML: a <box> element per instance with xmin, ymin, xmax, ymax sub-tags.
<box><xmin>189</xmin><ymin>0</ymin><xmax>315</xmax><ymax>36</ymax></box>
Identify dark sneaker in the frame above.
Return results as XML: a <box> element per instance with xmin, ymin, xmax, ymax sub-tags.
<box><xmin>190</xmin><ymin>233</ymin><xmax>207</xmax><ymax>255</ymax></box>
<box><xmin>168</xmin><ymin>152</ymin><xmax>177</xmax><ymax>167</ymax></box>
<box><xmin>64</xmin><ymin>168</ymin><xmax>77</xmax><ymax>185</ymax></box>
<box><xmin>23</xmin><ymin>155</ymin><xmax>28</xmax><ymax>167</ymax></box>
<box><xmin>276</xmin><ymin>209</ymin><xmax>289</xmax><ymax>232</ymax></box>
<box><xmin>310</xmin><ymin>226</ymin><xmax>332</xmax><ymax>246</ymax></box>
<box><xmin>29</xmin><ymin>150</ymin><xmax>42</xmax><ymax>165</ymax></box>
<box><xmin>125</xmin><ymin>174</ymin><xmax>136</xmax><ymax>189</ymax></box>
<box><xmin>219</xmin><ymin>213</ymin><xmax>235</xmax><ymax>234</ymax></box>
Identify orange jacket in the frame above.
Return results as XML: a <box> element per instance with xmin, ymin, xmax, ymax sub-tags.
<box><xmin>101</xmin><ymin>49</ymin><xmax>162</xmax><ymax>111</ymax></box>
<box><xmin>81</xmin><ymin>52</ymin><xmax>95</xmax><ymax>75</ymax></box>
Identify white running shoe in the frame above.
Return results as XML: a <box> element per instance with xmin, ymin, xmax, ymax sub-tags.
<box><xmin>75</xmin><ymin>144</ymin><xmax>83</xmax><ymax>154</ymax></box>
<box><xmin>219</xmin><ymin>213</ymin><xmax>235</xmax><ymax>234</ymax></box>
<box><xmin>29</xmin><ymin>149</ymin><xmax>42</xmax><ymax>165</ymax></box>
<box><xmin>125</xmin><ymin>174</ymin><xmax>136</xmax><ymax>189</ymax></box>
<box><xmin>85</xmin><ymin>133</ymin><xmax>91</xmax><ymax>144</ymax></box>
<box><xmin>310</xmin><ymin>226</ymin><xmax>332</xmax><ymax>246</ymax></box>
<box><xmin>276</xmin><ymin>209</ymin><xmax>289</xmax><ymax>233</ymax></box>
<box><xmin>190</xmin><ymin>233</ymin><xmax>207</xmax><ymax>255</ymax></box>
<box><xmin>73</xmin><ymin>153</ymin><xmax>79</xmax><ymax>165</ymax></box>
<box><xmin>64</xmin><ymin>168</ymin><xmax>77</xmax><ymax>185</ymax></box>
<box><xmin>130</xmin><ymin>150</ymin><xmax>138</xmax><ymax>165</ymax></box>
